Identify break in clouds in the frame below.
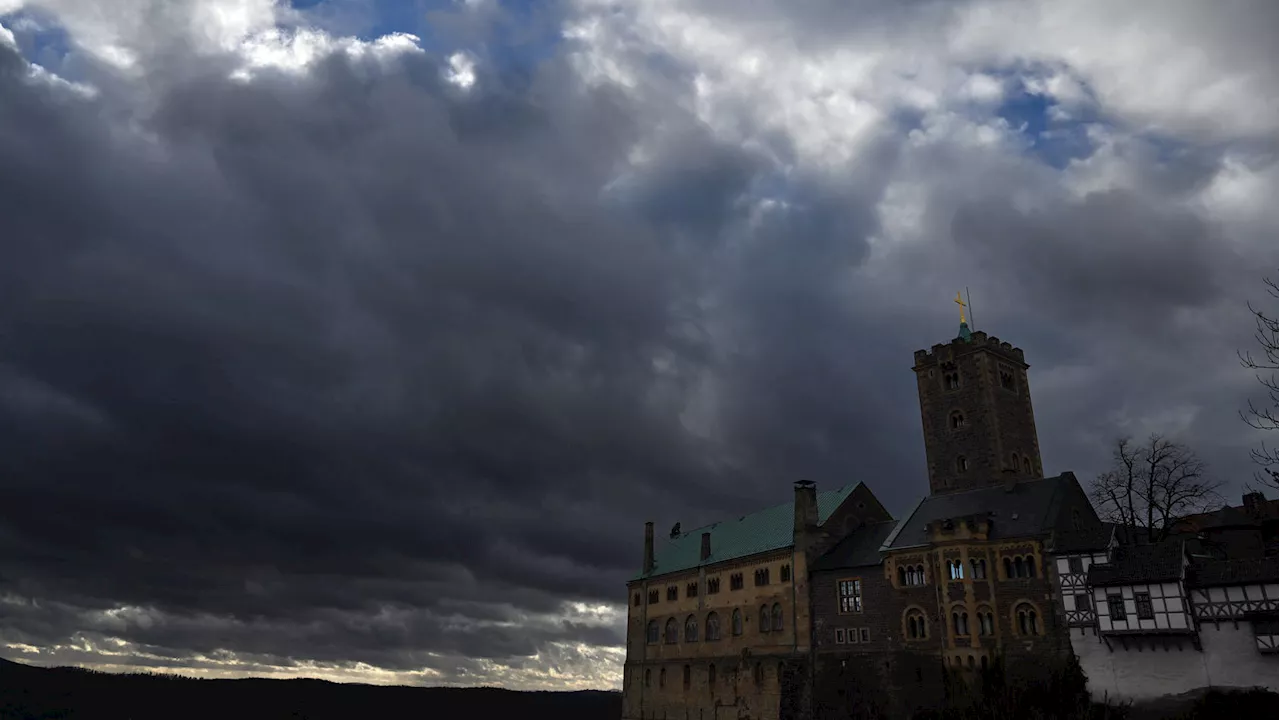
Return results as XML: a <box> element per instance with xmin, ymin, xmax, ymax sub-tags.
<box><xmin>0</xmin><ymin>0</ymin><xmax>1275</xmax><ymax>690</ymax></box>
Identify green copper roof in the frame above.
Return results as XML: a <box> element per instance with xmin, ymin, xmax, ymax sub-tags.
<box><xmin>956</xmin><ymin>321</ymin><xmax>972</xmax><ymax>342</ymax></box>
<box><xmin>633</xmin><ymin>483</ymin><xmax>861</xmax><ymax>581</ymax></box>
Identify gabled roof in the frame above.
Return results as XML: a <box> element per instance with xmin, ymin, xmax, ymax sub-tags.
<box><xmin>1087</xmin><ymin>541</ymin><xmax>1186</xmax><ymax>587</ymax></box>
<box><xmin>880</xmin><ymin>473</ymin><xmax>1078</xmax><ymax>552</ymax></box>
<box><xmin>812</xmin><ymin>520</ymin><xmax>899</xmax><ymax>571</ymax></box>
<box><xmin>1171</xmin><ymin>499</ymin><xmax>1279</xmax><ymax>534</ymax></box>
<box><xmin>633</xmin><ymin>483</ymin><xmax>861</xmax><ymax>581</ymax></box>
<box><xmin>1187</xmin><ymin>556</ymin><xmax>1280</xmax><ymax>587</ymax></box>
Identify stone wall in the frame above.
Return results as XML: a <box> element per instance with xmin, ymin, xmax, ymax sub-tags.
<box><xmin>1071</xmin><ymin>624</ymin><xmax>1279</xmax><ymax>703</ymax></box>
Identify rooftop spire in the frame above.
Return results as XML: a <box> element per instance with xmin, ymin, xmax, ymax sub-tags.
<box><xmin>954</xmin><ymin>291</ymin><xmax>972</xmax><ymax>342</ymax></box>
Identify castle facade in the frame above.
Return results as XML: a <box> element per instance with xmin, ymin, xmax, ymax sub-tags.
<box><xmin>620</xmin><ymin>320</ymin><xmax>1277</xmax><ymax>719</ymax></box>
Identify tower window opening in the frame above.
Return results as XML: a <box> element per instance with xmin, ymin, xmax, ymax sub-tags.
<box><xmin>956</xmin><ymin>456</ymin><xmax>968</xmax><ymax>472</ymax></box>
<box><xmin>950</xmin><ymin>412</ymin><xmax>965</xmax><ymax>430</ymax></box>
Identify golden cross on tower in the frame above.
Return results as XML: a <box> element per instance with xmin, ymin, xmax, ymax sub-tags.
<box><xmin>954</xmin><ymin>291</ymin><xmax>967</xmax><ymax>324</ymax></box>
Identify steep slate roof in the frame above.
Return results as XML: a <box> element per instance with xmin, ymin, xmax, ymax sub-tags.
<box><xmin>633</xmin><ymin>483</ymin><xmax>861</xmax><ymax>581</ymax></box>
<box><xmin>1052</xmin><ymin>522</ymin><xmax>1114</xmax><ymax>554</ymax></box>
<box><xmin>1087</xmin><ymin>541</ymin><xmax>1186</xmax><ymax>587</ymax></box>
<box><xmin>1171</xmin><ymin>499</ymin><xmax>1279</xmax><ymax>534</ymax></box>
<box><xmin>880</xmin><ymin>473</ymin><xmax>1078</xmax><ymax>551</ymax></box>
<box><xmin>1187</xmin><ymin>556</ymin><xmax>1280</xmax><ymax>587</ymax></box>
<box><xmin>812</xmin><ymin>520</ymin><xmax>899</xmax><ymax>571</ymax></box>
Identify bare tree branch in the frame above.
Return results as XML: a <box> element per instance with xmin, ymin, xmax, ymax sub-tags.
<box><xmin>1239</xmin><ymin>276</ymin><xmax>1278</xmax><ymax>490</ymax></box>
<box><xmin>1089</xmin><ymin>434</ymin><xmax>1224</xmax><ymax>542</ymax></box>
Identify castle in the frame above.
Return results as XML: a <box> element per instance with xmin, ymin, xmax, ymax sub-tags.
<box><xmin>621</xmin><ymin>312</ymin><xmax>1278</xmax><ymax>719</ymax></box>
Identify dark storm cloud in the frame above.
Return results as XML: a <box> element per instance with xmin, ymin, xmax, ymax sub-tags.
<box><xmin>0</xmin><ymin>34</ymin><xmax>746</xmax><ymax>671</ymax></box>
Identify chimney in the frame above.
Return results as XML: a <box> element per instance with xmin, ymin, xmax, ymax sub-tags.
<box><xmin>1243</xmin><ymin>492</ymin><xmax>1265</xmax><ymax>516</ymax></box>
<box><xmin>700</xmin><ymin>532</ymin><xmax>712</xmax><ymax>561</ymax></box>
<box><xmin>643</xmin><ymin>522</ymin><xmax>655</xmax><ymax>575</ymax></box>
<box><xmin>794</xmin><ymin>480</ymin><xmax>819</xmax><ymax>535</ymax></box>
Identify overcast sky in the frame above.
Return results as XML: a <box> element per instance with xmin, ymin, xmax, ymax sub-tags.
<box><xmin>0</xmin><ymin>0</ymin><xmax>1275</xmax><ymax>691</ymax></box>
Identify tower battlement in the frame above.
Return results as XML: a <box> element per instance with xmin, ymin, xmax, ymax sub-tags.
<box><xmin>913</xmin><ymin>330</ymin><xmax>1027</xmax><ymax>368</ymax></box>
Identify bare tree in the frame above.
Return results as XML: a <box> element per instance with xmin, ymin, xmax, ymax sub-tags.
<box><xmin>1090</xmin><ymin>434</ymin><xmax>1224</xmax><ymax>543</ymax></box>
<box><xmin>1239</xmin><ymin>276</ymin><xmax>1278</xmax><ymax>489</ymax></box>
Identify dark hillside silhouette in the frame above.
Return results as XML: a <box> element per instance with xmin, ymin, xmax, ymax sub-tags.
<box><xmin>0</xmin><ymin>657</ymin><xmax>622</xmax><ymax>720</ymax></box>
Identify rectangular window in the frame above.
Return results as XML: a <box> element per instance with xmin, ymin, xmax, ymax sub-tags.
<box><xmin>754</xmin><ymin>568</ymin><xmax>771</xmax><ymax>586</ymax></box>
<box><xmin>838</xmin><ymin>579</ymin><xmax>863</xmax><ymax>613</ymax></box>
<box><xmin>707</xmin><ymin>577</ymin><xmax>721</xmax><ymax>594</ymax></box>
<box><xmin>1135</xmin><ymin>593</ymin><xmax>1154</xmax><ymax>620</ymax></box>
<box><xmin>687</xmin><ymin>582</ymin><xmax>698</xmax><ymax>599</ymax></box>
<box><xmin>648</xmin><ymin>590</ymin><xmax>659</xmax><ymax>604</ymax></box>
<box><xmin>848</xmin><ymin>628</ymin><xmax>859</xmax><ymax>644</ymax></box>
<box><xmin>970</xmin><ymin>558</ymin><xmax>986</xmax><ymax>579</ymax></box>
<box><xmin>1107</xmin><ymin>594</ymin><xmax>1125</xmax><ymax>619</ymax></box>
<box><xmin>1075</xmin><ymin>593</ymin><xmax>1091</xmax><ymax>612</ymax></box>
<box><xmin>835</xmin><ymin>629</ymin><xmax>846</xmax><ymax>644</ymax></box>
<box><xmin>949</xmin><ymin>560</ymin><xmax>964</xmax><ymax>581</ymax></box>
<box><xmin>667</xmin><ymin>586</ymin><xmax>678</xmax><ymax>602</ymax></box>
<box><xmin>1068</xmin><ymin>556</ymin><xmax>1083</xmax><ymax>574</ymax></box>
<box><xmin>780</xmin><ymin>564</ymin><xmax>792</xmax><ymax>582</ymax></box>
<box><xmin>859</xmin><ymin>628</ymin><xmax>870</xmax><ymax>643</ymax></box>
<box><xmin>730</xmin><ymin>573</ymin><xmax>743</xmax><ymax>590</ymax></box>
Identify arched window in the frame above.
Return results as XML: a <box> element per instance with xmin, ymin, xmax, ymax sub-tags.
<box><xmin>905</xmin><ymin>609</ymin><xmax>928</xmax><ymax>640</ymax></box>
<box><xmin>970</xmin><ymin>558</ymin><xmax>987</xmax><ymax>579</ymax></box>
<box><xmin>977</xmin><ymin>608</ymin><xmax>994</xmax><ymax>636</ymax></box>
<box><xmin>956</xmin><ymin>456</ymin><xmax>968</xmax><ymax>472</ymax></box>
<box><xmin>753</xmin><ymin>662</ymin><xmax>764</xmax><ymax>687</ymax></box>
<box><xmin>898</xmin><ymin>566</ymin><xmax>907</xmax><ymax>586</ymax></box>
<box><xmin>659</xmin><ymin>667</ymin><xmax>666</xmax><ymax>687</ymax></box>
<box><xmin>685</xmin><ymin>614</ymin><xmax>699</xmax><ymax>642</ymax></box>
<box><xmin>771</xmin><ymin>603</ymin><xmax>784</xmax><ymax>631</ymax></box>
<box><xmin>949</xmin><ymin>559</ymin><xmax>964</xmax><ymax>580</ymax></box>
<box><xmin>967</xmin><ymin>655</ymin><xmax>975</xmax><ymax>668</ymax></box>
<box><xmin>706</xmin><ymin>612</ymin><xmax>721</xmax><ymax>641</ymax></box>
<box><xmin>1023</xmin><ymin>457</ymin><xmax>1033</xmax><ymax>474</ymax></box>
<box><xmin>917</xmin><ymin>564</ymin><xmax>926</xmax><ymax>584</ymax></box>
<box><xmin>950</xmin><ymin>411</ymin><xmax>965</xmax><ymax>430</ymax></box>
<box><xmin>731</xmin><ymin>608</ymin><xmax>743</xmax><ymax>636</ymax></box>
<box><xmin>759</xmin><ymin>605</ymin><xmax>771</xmax><ymax>634</ymax></box>
<box><xmin>665</xmin><ymin>617</ymin><xmax>678</xmax><ymax>644</ymax></box>
<box><xmin>646</xmin><ymin>620</ymin><xmax>659</xmax><ymax>644</ymax></box>
<box><xmin>1012</xmin><ymin>556</ymin><xmax>1025</xmax><ymax>578</ymax></box>
<box><xmin>708</xmin><ymin>663</ymin><xmax>716</xmax><ymax>688</ymax></box>
<box><xmin>946</xmin><ymin>373</ymin><xmax>960</xmax><ymax>390</ymax></box>
<box><xmin>1016</xmin><ymin>603</ymin><xmax>1040</xmax><ymax>636</ymax></box>
<box><xmin>683</xmin><ymin>664</ymin><xmax>691</xmax><ymax>690</ymax></box>
<box><xmin>645</xmin><ymin>668</ymin><xmax>651</xmax><ymax>687</ymax></box>
<box><xmin>1010</xmin><ymin>452</ymin><xmax>1019</xmax><ymax>470</ymax></box>
<box><xmin>1025</xmin><ymin>556</ymin><xmax>1036</xmax><ymax>578</ymax></box>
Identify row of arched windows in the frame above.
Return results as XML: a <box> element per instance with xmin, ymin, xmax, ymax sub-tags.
<box><xmin>900</xmin><ymin>555</ymin><xmax>1034</xmax><ymax>587</ymax></box>
<box><xmin>641</xmin><ymin>661</ymin><xmax>784</xmax><ymax>691</ymax></box>
<box><xmin>1004</xmin><ymin>555</ymin><xmax>1037</xmax><ymax>579</ymax></box>
<box><xmin>898</xmin><ymin>564</ymin><xmax>927</xmax><ymax>586</ymax></box>
<box><xmin>907</xmin><ymin>603</ymin><xmax>1041</xmax><ymax>640</ymax></box>
<box><xmin>646</xmin><ymin>605</ymin><xmax>786</xmax><ymax>645</ymax></box>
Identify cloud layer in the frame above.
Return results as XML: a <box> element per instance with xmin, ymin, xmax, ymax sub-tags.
<box><xmin>0</xmin><ymin>0</ymin><xmax>1275</xmax><ymax>689</ymax></box>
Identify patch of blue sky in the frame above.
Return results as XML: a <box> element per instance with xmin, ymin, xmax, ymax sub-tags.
<box><xmin>993</xmin><ymin>71</ymin><xmax>1102</xmax><ymax>170</ymax></box>
<box><xmin>0</xmin><ymin>6</ymin><xmax>74</xmax><ymax>73</ymax></box>
<box><xmin>288</xmin><ymin>0</ymin><xmax>564</xmax><ymax>78</ymax></box>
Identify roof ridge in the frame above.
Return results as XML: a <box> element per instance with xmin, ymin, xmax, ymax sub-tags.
<box><xmin>665</xmin><ymin>482</ymin><xmax>861</xmax><ymax>540</ymax></box>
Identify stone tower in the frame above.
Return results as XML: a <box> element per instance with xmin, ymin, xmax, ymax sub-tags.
<box><xmin>912</xmin><ymin>320</ymin><xmax>1043</xmax><ymax>495</ymax></box>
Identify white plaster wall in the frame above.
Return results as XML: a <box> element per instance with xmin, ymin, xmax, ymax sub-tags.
<box><xmin>1071</xmin><ymin>627</ymin><xmax>1279</xmax><ymax>703</ymax></box>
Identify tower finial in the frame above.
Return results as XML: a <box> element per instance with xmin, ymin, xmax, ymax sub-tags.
<box><xmin>954</xmin><ymin>291</ymin><xmax>967</xmax><ymax>324</ymax></box>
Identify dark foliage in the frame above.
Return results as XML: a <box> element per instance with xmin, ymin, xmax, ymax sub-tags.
<box><xmin>0</xmin><ymin>658</ymin><xmax>622</xmax><ymax>720</ymax></box>
<box><xmin>911</xmin><ymin>655</ymin><xmax>1129</xmax><ymax>720</ymax></box>
<box><xmin>1162</xmin><ymin>687</ymin><xmax>1278</xmax><ymax>720</ymax></box>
